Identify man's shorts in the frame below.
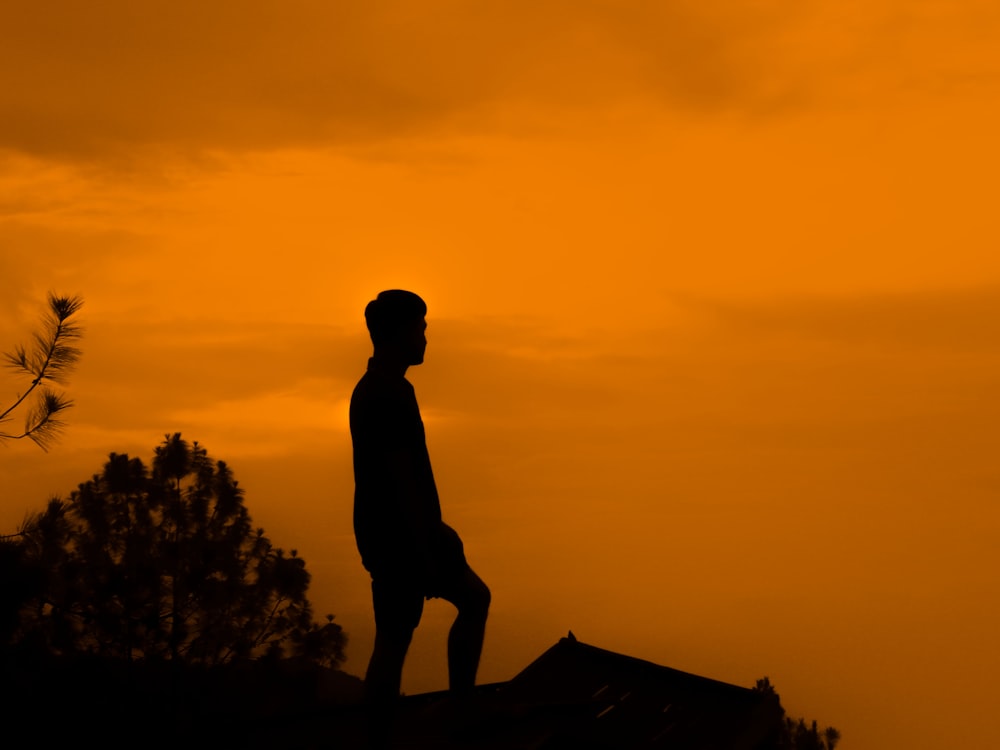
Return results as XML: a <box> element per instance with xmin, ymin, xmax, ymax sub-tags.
<box><xmin>371</xmin><ymin>524</ymin><xmax>470</xmax><ymax>633</ymax></box>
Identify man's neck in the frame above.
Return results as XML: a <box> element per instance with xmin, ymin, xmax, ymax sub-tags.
<box><xmin>369</xmin><ymin>353</ymin><xmax>409</xmax><ymax>378</ymax></box>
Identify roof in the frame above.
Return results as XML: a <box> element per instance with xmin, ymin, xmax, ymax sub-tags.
<box><xmin>396</xmin><ymin>633</ymin><xmax>784</xmax><ymax>749</ymax></box>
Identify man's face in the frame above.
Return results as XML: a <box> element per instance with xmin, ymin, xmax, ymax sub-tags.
<box><xmin>404</xmin><ymin>316</ymin><xmax>427</xmax><ymax>365</ymax></box>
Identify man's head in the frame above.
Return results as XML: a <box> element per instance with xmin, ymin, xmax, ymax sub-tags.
<box><xmin>365</xmin><ymin>290</ymin><xmax>427</xmax><ymax>365</ymax></box>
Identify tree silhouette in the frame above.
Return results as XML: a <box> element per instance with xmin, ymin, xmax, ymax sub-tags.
<box><xmin>10</xmin><ymin>433</ymin><xmax>345</xmax><ymax>667</ymax></box>
<box><xmin>1</xmin><ymin>293</ymin><xmax>84</xmax><ymax>449</ymax></box>
<box><xmin>754</xmin><ymin>677</ymin><xmax>841</xmax><ymax>750</ymax></box>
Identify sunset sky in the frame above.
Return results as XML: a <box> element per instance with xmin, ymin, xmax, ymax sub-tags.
<box><xmin>3</xmin><ymin>2</ymin><xmax>999</xmax><ymax>748</ymax></box>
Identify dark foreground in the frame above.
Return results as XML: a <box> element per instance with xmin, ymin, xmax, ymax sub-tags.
<box><xmin>3</xmin><ymin>636</ymin><xmax>786</xmax><ymax>749</ymax></box>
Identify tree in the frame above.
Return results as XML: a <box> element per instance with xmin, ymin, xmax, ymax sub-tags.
<box><xmin>1</xmin><ymin>292</ymin><xmax>84</xmax><ymax>449</ymax></box>
<box><xmin>753</xmin><ymin>677</ymin><xmax>841</xmax><ymax>750</ymax></box>
<box><xmin>10</xmin><ymin>433</ymin><xmax>345</xmax><ymax>668</ymax></box>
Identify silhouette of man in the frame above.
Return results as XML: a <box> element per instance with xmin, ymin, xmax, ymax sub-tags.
<box><xmin>350</xmin><ymin>290</ymin><xmax>490</xmax><ymax>742</ymax></box>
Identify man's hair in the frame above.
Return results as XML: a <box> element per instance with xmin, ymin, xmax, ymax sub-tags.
<box><xmin>365</xmin><ymin>290</ymin><xmax>427</xmax><ymax>346</ymax></box>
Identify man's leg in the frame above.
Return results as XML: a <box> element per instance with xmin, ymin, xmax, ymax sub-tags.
<box><xmin>364</xmin><ymin>577</ymin><xmax>424</xmax><ymax>748</ymax></box>
<box><xmin>439</xmin><ymin>567</ymin><xmax>491</xmax><ymax>694</ymax></box>
<box><xmin>364</xmin><ymin>626</ymin><xmax>414</xmax><ymax>705</ymax></box>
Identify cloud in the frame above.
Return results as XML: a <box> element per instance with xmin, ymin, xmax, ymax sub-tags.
<box><xmin>65</xmin><ymin>317</ymin><xmax>366</xmax><ymax>428</ymax></box>
<box><xmin>693</xmin><ymin>284</ymin><xmax>1000</xmax><ymax>354</ymax></box>
<box><xmin>4</xmin><ymin>1</ymin><xmax>996</xmax><ymax>162</ymax></box>
<box><xmin>0</xmin><ymin>1</ymin><xmax>614</xmax><ymax>159</ymax></box>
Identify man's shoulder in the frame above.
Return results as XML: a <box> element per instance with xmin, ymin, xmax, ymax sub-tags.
<box><xmin>353</xmin><ymin>369</ymin><xmax>413</xmax><ymax>396</ymax></box>
<box><xmin>350</xmin><ymin>371</ymin><xmax>416</xmax><ymax>419</ymax></box>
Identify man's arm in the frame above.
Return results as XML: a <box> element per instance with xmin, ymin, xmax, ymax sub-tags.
<box><xmin>352</xmin><ymin>382</ymin><xmax>437</xmax><ymax>579</ymax></box>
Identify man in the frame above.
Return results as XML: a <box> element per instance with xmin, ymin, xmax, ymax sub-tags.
<box><xmin>350</xmin><ymin>290</ymin><xmax>490</xmax><ymax>738</ymax></box>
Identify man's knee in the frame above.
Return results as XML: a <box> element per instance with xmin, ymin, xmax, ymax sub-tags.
<box><xmin>461</xmin><ymin>573</ymin><xmax>491</xmax><ymax>619</ymax></box>
<box><xmin>478</xmin><ymin>580</ymin><xmax>492</xmax><ymax>611</ymax></box>
<box><xmin>439</xmin><ymin>567</ymin><xmax>491</xmax><ymax>619</ymax></box>
<box><xmin>372</xmin><ymin>625</ymin><xmax>416</xmax><ymax>657</ymax></box>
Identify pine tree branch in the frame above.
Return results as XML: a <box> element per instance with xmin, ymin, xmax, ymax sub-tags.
<box><xmin>2</xmin><ymin>293</ymin><xmax>84</xmax><ymax>449</ymax></box>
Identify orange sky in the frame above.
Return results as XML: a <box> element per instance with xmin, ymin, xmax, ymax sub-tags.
<box><xmin>3</xmin><ymin>3</ymin><xmax>1000</xmax><ymax>748</ymax></box>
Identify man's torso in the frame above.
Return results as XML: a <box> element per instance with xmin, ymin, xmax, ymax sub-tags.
<box><xmin>350</xmin><ymin>359</ymin><xmax>443</xmax><ymax>578</ymax></box>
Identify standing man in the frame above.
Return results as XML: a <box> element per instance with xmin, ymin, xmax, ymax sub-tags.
<box><xmin>350</xmin><ymin>290</ymin><xmax>490</xmax><ymax>741</ymax></box>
